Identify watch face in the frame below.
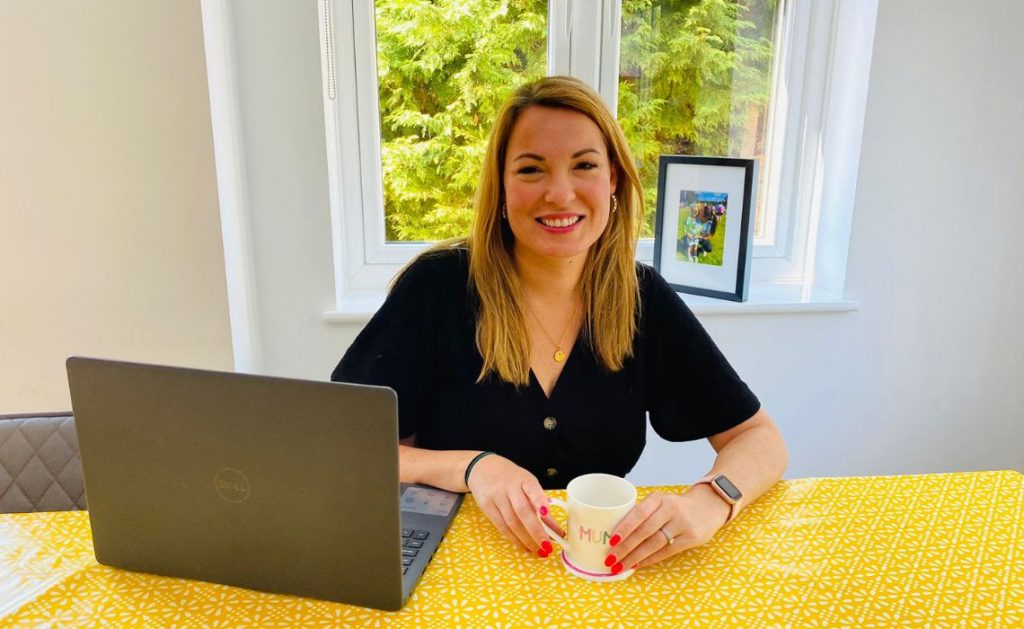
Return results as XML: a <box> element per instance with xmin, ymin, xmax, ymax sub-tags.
<box><xmin>714</xmin><ymin>475</ymin><xmax>742</xmax><ymax>501</ymax></box>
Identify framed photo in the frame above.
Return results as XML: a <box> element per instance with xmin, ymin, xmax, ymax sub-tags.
<box><xmin>653</xmin><ymin>156</ymin><xmax>758</xmax><ymax>302</ymax></box>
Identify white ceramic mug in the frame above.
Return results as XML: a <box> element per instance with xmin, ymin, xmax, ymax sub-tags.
<box><xmin>541</xmin><ymin>473</ymin><xmax>637</xmax><ymax>581</ymax></box>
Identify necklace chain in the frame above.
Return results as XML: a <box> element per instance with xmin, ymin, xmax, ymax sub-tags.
<box><xmin>524</xmin><ymin>296</ymin><xmax>582</xmax><ymax>363</ymax></box>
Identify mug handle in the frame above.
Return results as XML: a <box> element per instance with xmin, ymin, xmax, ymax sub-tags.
<box><xmin>540</xmin><ymin>498</ymin><xmax>569</xmax><ymax>549</ymax></box>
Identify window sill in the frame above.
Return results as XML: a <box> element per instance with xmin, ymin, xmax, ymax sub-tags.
<box><xmin>677</xmin><ymin>284</ymin><xmax>858</xmax><ymax>315</ymax></box>
<box><xmin>323</xmin><ymin>283</ymin><xmax>857</xmax><ymax>325</ymax></box>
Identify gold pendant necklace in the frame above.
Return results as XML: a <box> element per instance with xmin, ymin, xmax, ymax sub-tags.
<box><xmin>525</xmin><ymin>297</ymin><xmax>581</xmax><ymax>363</ymax></box>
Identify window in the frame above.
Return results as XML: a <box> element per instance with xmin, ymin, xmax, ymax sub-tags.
<box><xmin>320</xmin><ymin>0</ymin><xmax>876</xmax><ymax>306</ymax></box>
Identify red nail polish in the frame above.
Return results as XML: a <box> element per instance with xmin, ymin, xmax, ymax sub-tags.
<box><xmin>541</xmin><ymin>540</ymin><xmax>553</xmax><ymax>553</ymax></box>
<box><xmin>609</xmin><ymin>534</ymin><xmax>621</xmax><ymax>547</ymax></box>
<box><xmin>538</xmin><ymin>548</ymin><xmax>550</xmax><ymax>558</ymax></box>
<box><xmin>612</xmin><ymin>562</ymin><xmax>624</xmax><ymax>575</ymax></box>
<box><xmin>604</xmin><ymin>554</ymin><xmax>617</xmax><ymax>567</ymax></box>
<box><xmin>539</xmin><ymin>505</ymin><xmax>549</xmax><ymax>517</ymax></box>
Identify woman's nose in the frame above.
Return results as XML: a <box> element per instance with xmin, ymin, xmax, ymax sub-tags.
<box><xmin>544</xmin><ymin>172</ymin><xmax>576</xmax><ymax>207</ymax></box>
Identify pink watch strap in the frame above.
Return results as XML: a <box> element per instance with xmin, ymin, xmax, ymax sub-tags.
<box><xmin>692</xmin><ymin>474</ymin><xmax>741</xmax><ymax>524</ymax></box>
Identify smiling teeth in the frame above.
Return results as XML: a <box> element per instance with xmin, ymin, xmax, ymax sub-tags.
<box><xmin>541</xmin><ymin>216</ymin><xmax>581</xmax><ymax>227</ymax></box>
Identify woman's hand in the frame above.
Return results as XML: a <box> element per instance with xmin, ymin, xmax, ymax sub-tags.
<box><xmin>604</xmin><ymin>485</ymin><xmax>731</xmax><ymax>572</ymax></box>
<box><xmin>466</xmin><ymin>454</ymin><xmax>564</xmax><ymax>556</ymax></box>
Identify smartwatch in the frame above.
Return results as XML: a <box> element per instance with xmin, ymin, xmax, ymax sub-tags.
<box><xmin>692</xmin><ymin>473</ymin><xmax>743</xmax><ymax>524</ymax></box>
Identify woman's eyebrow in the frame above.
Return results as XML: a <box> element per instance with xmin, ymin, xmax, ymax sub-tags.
<box><xmin>512</xmin><ymin>148</ymin><xmax>601</xmax><ymax>162</ymax></box>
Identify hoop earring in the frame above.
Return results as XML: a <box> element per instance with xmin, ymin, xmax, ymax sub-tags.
<box><xmin>611</xmin><ymin>195</ymin><xmax>618</xmax><ymax>213</ymax></box>
<box><xmin>501</xmin><ymin>204</ymin><xmax>507</xmax><ymax>220</ymax></box>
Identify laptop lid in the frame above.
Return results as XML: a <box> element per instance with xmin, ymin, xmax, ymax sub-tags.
<box><xmin>66</xmin><ymin>356</ymin><xmax>448</xmax><ymax>611</ymax></box>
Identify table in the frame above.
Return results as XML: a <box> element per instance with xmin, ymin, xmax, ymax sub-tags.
<box><xmin>1</xmin><ymin>471</ymin><xmax>1021</xmax><ymax>627</ymax></box>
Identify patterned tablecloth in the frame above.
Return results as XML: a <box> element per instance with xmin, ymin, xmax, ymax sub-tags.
<box><xmin>1</xmin><ymin>471</ymin><xmax>1021</xmax><ymax>627</ymax></box>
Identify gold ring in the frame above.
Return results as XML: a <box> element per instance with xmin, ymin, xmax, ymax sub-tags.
<box><xmin>660</xmin><ymin>527</ymin><xmax>674</xmax><ymax>545</ymax></box>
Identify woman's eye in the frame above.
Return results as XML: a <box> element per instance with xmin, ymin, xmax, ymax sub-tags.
<box><xmin>516</xmin><ymin>166</ymin><xmax>541</xmax><ymax>175</ymax></box>
<box><xmin>575</xmin><ymin>161</ymin><xmax>598</xmax><ymax>170</ymax></box>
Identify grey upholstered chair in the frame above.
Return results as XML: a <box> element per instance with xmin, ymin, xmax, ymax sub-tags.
<box><xmin>0</xmin><ymin>413</ymin><xmax>86</xmax><ymax>513</ymax></box>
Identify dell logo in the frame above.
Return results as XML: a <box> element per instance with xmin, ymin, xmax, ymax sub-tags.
<box><xmin>214</xmin><ymin>468</ymin><xmax>250</xmax><ymax>503</ymax></box>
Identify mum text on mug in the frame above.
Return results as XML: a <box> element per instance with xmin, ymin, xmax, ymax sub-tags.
<box><xmin>332</xmin><ymin>76</ymin><xmax>788</xmax><ymax>573</ymax></box>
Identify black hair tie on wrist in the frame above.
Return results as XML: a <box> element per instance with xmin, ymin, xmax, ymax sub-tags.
<box><xmin>464</xmin><ymin>451</ymin><xmax>496</xmax><ymax>488</ymax></box>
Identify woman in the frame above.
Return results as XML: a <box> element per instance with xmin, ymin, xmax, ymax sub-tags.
<box><xmin>332</xmin><ymin>76</ymin><xmax>787</xmax><ymax>574</ymax></box>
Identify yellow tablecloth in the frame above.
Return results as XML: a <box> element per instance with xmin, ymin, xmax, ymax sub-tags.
<box><xmin>1</xmin><ymin>471</ymin><xmax>1021</xmax><ymax>627</ymax></box>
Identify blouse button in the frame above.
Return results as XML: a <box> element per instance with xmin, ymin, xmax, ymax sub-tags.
<box><xmin>543</xmin><ymin>417</ymin><xmax>557</xmax><ymax>430</ymax></box>
<box><xmin>546</xmin><ymin>468</ymin><xmax>558</xmax><ymax>478</ymax></box>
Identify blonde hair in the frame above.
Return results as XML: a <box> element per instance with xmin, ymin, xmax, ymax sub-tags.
<box><xmin>466</xmin><ymin>76</ymin><xmax>644</xmax><ymax>386</ymax></box>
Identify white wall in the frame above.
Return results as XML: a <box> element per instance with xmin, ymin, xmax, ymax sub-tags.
<box><xmin>0</xmin><ymin>2</ymin><xmax>234</xmax><ymax>413</ymax></box>
<box><xmin>226</xmin><ymin>1</ymin><xmax>354</xmax><ymax>377</ymax></box>
<box><xmin>644</xmin><ymin>0</ymin><xmax>1023</xmax><ymax>481</ymax></box>
<box><xmin>224</xmin><ymin>0</ymin><xmax>1023</xmax><ymax>483</ymax></box>
<box><xmin>640</xmin><ymin>0</ymin><xmax>1024</xmax><ymax>481</ymax></box>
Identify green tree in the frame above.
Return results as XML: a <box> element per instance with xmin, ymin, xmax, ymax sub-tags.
<box><xmin>376</xmin><ymin>0</ymin><xmax>547</xmax><ymax>241</ymax></box>
<box><xmin>375</xmin><ymin>0</ymin><xmax>775</xmax><ymax>241</ymax></box>
<box><xmin>618</xmin><ymin>0</ymin><xmax>776</xmax><ymax>236</ymax></box>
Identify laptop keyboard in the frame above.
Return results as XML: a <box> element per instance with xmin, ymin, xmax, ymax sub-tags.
<box><xmin>400</xmin><ymin>528</ymin><xmax>430</xmax><ymax>574</ymax></box>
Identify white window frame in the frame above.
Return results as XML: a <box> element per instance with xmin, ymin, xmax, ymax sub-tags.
<box><xmin>319</xmin><ymin>0</ymin><xmax>877</xmax><ymax>312</ymax></box>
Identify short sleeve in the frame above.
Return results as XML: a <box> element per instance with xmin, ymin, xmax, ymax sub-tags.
<box><xmin>641</xmin><ymin>267</ymin><xmax>761</xmax><ymax>441</ymax></box>
<box><xmin>331</xmin><ymin>256</ymin><xmax>442</xmax><ymax>439</ymax></box>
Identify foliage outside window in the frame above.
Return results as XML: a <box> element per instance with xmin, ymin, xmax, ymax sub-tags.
<box><xmin>619</xmin><ymin>0</ymin><xmax>776</xmax><ymax>237</ymax></box>
<box><xmin>375</xmin><ymin>0</ymin><xmax>548</xmax><ymax>241</ymax></box>
<box><xmin>375</xmin><ymin>0</ymin><xmax>776</xmax><ymax>242</ymax></box>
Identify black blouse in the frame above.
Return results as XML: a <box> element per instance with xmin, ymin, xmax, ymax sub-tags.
<box><xmin>331</xmin><ymin>247</ymin><xmax>760</xmax><ymax>489</ymax></box>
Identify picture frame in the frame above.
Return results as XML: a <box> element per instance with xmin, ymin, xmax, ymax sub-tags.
<box><xmin>652</xmin><ymin>156</ymin><xmax>758</xmax><ymax>302</ymax></box>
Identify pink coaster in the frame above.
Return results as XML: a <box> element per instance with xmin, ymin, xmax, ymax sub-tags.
<box><xmin>559</xmin><ymin>550</ymin><xmax>635</xmax><ymax>582</ymax></box>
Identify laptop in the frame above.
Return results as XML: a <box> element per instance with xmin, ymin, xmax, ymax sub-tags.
<box><xmin>66</xmin><ymin>356</ymin><xmax>463</xmax><ymax>611</ymax></box>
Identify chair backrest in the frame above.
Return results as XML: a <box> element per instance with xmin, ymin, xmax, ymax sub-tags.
<box><xmin>0</xmin><ymin>413</ymin><xmax>86</xmax><ymax>513</ymax></box>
